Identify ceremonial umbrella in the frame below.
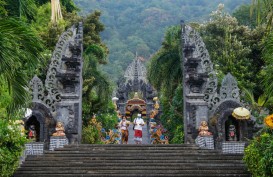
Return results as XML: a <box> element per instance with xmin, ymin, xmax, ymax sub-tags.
<box><xmin>232</xmin><ymin>107</ymin><xmax>250</xmax><ymax>120</ymax></box>
<box><xmin>264</xmin><ymin>114</ymin><xmax>273</xmax><ymax>128</ymax></box>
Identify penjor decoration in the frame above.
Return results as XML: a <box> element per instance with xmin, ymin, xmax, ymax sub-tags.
<box><xmin>51</xmin><ymin>0</ymin><xmax>63</xmax><ymax>23</ymax></box>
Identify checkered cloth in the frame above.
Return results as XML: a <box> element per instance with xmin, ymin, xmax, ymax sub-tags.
<box><xmin>195</xmin><ymin>136</ymin><xmax>205</xmax><ymax>147</ymax></box>
<box><xmin>195</xmin><ymin>136</ymin><xmax>214</xmax><ymax>149</ymax></box>
<box><xmin>25</xmin><ymin>142</ymin><xmax>44</xmax><ymax>155</ymax></box>
<box><xmin>222</xmin><ymin>142</ymin><xmax>245</xmax><ymax>154</ymax></box>
<box><xmin>49</xmin><ymin>136</ymin><xmax>69</xmax><ymax>151</ymax></box>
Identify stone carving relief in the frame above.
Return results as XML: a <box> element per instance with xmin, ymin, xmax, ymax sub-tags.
<box><xmin>209</xmin><ymin>73</ymin><xmax>240</xmax><ymax>117</ymax></box>
<box><xmin>183</xmin><ymin>25</ymin><xmax>218</xmax><ymax>98</ymax></box>
<box><xmin>29</xmin><ymin>76</ymin><xmax>45</xmax><ymax>102</ymax></box>
<box><xmin>116</xmin><ymin>56</ymin><xmax>157</xmax><ymax>115</ymax></box>
<box><xmin>29</xmin><ymin>23</ymin><xmax>83</xmax><ymax>145</ymax></box>
<box><xmin>44</xmin><ymin>26</ymin><xmax>76</xmax><ymax>112</ymax></box>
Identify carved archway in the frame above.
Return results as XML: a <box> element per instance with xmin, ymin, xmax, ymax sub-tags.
<box><xmin>212</xmin><ymin>100</ymin><xmax>248</xmax><ymax>149</ymax></box>
<box><xmin>116</xmin><ymin>56</ymin><xmax>156</xmax><ymax>116</ymax></box>
<box><xmin>125</xmin><ymin>93</ymin><xmax>146</xmax><ymax>121</ymax></box>
<box><xmin>25</xmin><ymin>102</ymin><xmax>55</xmax><ymax>147</ymax></box>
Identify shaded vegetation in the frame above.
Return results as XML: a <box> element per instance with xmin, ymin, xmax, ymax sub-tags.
<box><xmin>75</xmin><ymin>0</ymin><xmax>251</xmax><ymax>81</ymax></box>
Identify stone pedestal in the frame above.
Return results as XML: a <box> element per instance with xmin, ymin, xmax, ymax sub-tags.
<box><xmin>49</xmin><ymin>136</ymin><xmax>68</xmax><ymax>151</ymax></box>
<box><xmin>195</xmin><ymin>136</ymin><xmax>214</xmax><ymax>149</ymax></box>
<box><xmin>222</xmin><ymin>142</ymin><xmax>245</xmax><ymax>154</ymax></box>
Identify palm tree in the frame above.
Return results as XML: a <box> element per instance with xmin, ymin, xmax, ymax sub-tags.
<box><xmin>0</xmin><ymin>18</ymin><xmax>43</xmax><ymax>115</ymax></box>
<box><xmin>147</xmin><ymin>25</ymin><xmax>182</xmax><ymax>97</ymax></box>
<box><xmin>242</xmin><ymin>88</ymin><xmax>272</xmax><ymax>123</ymax></box>
<box><xmin>251</xmin><ymin>0</ymin><xmax>273</xmax><ymax>32</ymax></box>
<box><xmin>82</xmin><ymin>44</ymin><xmax>112</xmax><ymax>122</ymax></box>
<box><xmin>261</xmin><ymin>32</ymin><xmax>273</xmax><ymax>100</ymax></box>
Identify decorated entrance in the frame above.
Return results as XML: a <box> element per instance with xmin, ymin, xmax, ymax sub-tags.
<box><xmin>116</xmin><ymin>56</ymin><xmax>157</xmax><ymax>117</ymax></box>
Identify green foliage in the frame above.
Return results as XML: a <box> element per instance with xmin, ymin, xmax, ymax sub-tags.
<box><xmin>74</xmin><ymin>0</ymin><xmax>251</xmax><ymax>81</ymax></box>
<box><xmin>83</xmin><ymin>11</ymin><xmax>107</xmax><ymax>51</ymax></box>
<box><xmin>60</xmin><ymin>0</ymin><xmax>79</xmax><ymax>12</ymax></box>
<box><xmin>147</xmin><ymin>25</ymin><xmax>183</xmax><ymax>143</ymax></box>
<box><xmin>3</xmin><ymin>0</ymin><xmax>37</xmax><ymax>20</ymax></box>
<box><xmin>199</xmin><ymin>4</ymin><xmax>265</xmax><ymax>96</ymax></box>
<box><xmin>251</xmin><ymin>0</ymin><xmax>273</xmax><ymax>33</ymax></box>
<box><xmin>82</xmin><ymin>105</ymin><xmax>118</xmax><ymax>144</ymax></box>
<box><xmin>82</xmin><ymin>124</ymin><xmax>102</xmax><ymax>144</ymax></box>
<box><xmin>160</xmin><ymin>84</ymin><xmax>184</xmax><ymax>143</ymax></box>
<box><xmin>233</xmin><ymin>4</ymin><xmax>257</xmax><ymax>28</ymax></box>
<box><xmin>82</xmin><ymin>45</ymin><xmax>113</xmax><ymax>123</ymax></box>
<box><xmin>261</xmin><ymin>32</ymin><xmax>273</xmax><ymax>100</ymax></box>
<box><xmin>96</xmin><ymin>111</ymin><xmax>118</xmax><ymax>131</ymax></box>
<box><xmin>0</xmin><ymin>119</ymin><xmax>28</xmax><ymax>177</ymax></box>
<box><xmin>0</xmin><ymin>18</ymin><xmax>44</xmax><ymax>115</ymax></box>
<box><xmin>148</xmin><ymin>25</ymin><xmax>182</xmax><ymax>94</ymax></box>
<box><xmin>244</xmin><ymin>128</ymin><xmax>273</xmax><ymax>177</ymax></box>
<box><xmin>170</xmin><ymin>125</ymin><xmax>184</xmax><ymax>144</ymax></box>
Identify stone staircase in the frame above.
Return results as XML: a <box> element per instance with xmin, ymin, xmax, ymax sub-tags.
<box><xmin>14</xmin><ymin>144</ymin><xmax>251</xmax><ymax>177</ymax></box>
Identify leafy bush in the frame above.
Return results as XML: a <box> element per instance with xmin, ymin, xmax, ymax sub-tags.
<box><xmin>160</xmin><ymin>84</ymin><xmax>184</xmax><ymax>143</ymax></box>
<box><xmin>170</xmin><ymin>125</ymin><xmax>184</xmax><ymax>144</ymax></box>
<box><xmin>96</xmin><ymin>112</ymin><xmax>117</xmax><ymax>131</ymax></box>
<box><xmin>82</xmin><ymin>123</ymin><xmax>102</xmax><ymax>144</ymax></box>
<box><xmin>243</xmin><ymin>128</ymin><xmax>273</xmax><ymax>177</ymax></box>
<box><xmin>82</xmin><ymin>111</ymin><xmax>118</xmax><ymax>144</ymax></box>
<box><xmin>0</xmin><ymin>119</ymin><xmax>28</xmax><ymax>177</ymax></box>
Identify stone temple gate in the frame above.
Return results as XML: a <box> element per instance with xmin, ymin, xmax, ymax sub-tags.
<box><xmin>181</xmin><ymin>22</ymin><xmax>255</xmax><ymax>149</ymax></box>
<box><xmin>24</xmin><ymin>21</ymin><xmax>255</xmax><ymax>150</ymax></box>
<box><xmin>116</xmin><ymin>56</ymin><xmax>157</xmax><ymax>117</ymax></box>
<box><xmin>27</xmin><ymin>23</ymin><xmax>83</xmax><ymax>145</ymax></box>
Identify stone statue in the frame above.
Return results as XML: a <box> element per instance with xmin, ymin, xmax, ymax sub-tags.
<box><xmin>228</xmin><ymin>125</ymin><xmax>237</xmax><ymax>141</ymax></box>
<box><xmin>28</xmin><ymin>125</ymin><xmax>36</xmax><ymax>141</ymax></box>
<box><xmin>52</xmin><ymin>122</ymin><xmax>66</xmax><ymax>136</ymax></box>
<box><xmin>198</xmin><ymin>121</ymin><xmax>212</xmax><ymax>136</ymax></box>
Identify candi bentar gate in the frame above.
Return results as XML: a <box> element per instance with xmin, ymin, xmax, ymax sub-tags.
<box><xmin>115</xmin><ymin>55</ymin><xmax>157</xmax><ymax>121</ymax></box>
<box><xmin>25</xmin><ymin>22</ymin><xmax>258</xmax><ymax>151</ymax></box>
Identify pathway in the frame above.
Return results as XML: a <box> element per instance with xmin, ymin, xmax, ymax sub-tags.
<box><xmin>127</xmin><ymin>122</ymin><xmax>150</xmax><ymax>144</ymax></box>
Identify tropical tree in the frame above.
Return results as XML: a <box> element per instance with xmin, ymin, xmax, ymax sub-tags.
<box><xmin>148</xmin><ymin>25</ymin><xmax>182</xmax><ymax>95</ymax></box>
<box><xmin>147</xmin><ymin>25</ymin><xmax>183</xmax><ymax>143</ymax></box>
<box><xmin>82</xmin><ymin>45</ymin><xmax>112</xmax><ymax>124</ymax></box>
<box><xmin>260</xmin><ymin>32</ymin><xmax>273</xmax><ymax>108</ymax></box>
<box><xmin>0</xmin><ymin>18</ymin><xmax>43</xmax><ymax>115</ymax></box>
<box><xmin>233</xmin><ymin>4</ymin><xmax>257</xmax><ymax>28</ymax></box>
<box><xmin>251</xmin><ymin>0</ymin><xmax>273</xmax><ymax>33</ymax></box>
<box><xmin>199</xmin><ymin>4</ymin><xmax>266</xmax><ymax>96</ymax></box>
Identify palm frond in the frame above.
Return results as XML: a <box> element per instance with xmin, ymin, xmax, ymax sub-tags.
<box><xmin>242</xmin><ymin>87</ymin><xmax>256</xmax><ymax>105</ymax></box>
<box><xmin>0</xmin><ymin>18</ymin><xmax>43</xmax><ymax>115</ymax></box>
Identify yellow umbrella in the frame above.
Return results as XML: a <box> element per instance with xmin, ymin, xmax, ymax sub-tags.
<box><xmin>232</xmin><ymin>107</ymin><xmax>250</xmax><ymax>120</ymax></box>
<box><xmin>264</xmin><ymin>114</ymin><xmax>273</xmax><ymax>128</ymax></box>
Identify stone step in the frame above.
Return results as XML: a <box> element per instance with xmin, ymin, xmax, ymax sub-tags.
<box><xmin>14</xmin><ymin>169</ymin><xmax>249</xmax><ymax>174</ymax></box>
<box><xmin>25</xmin><ymin>155</ymin><xmax>244</xmax><ymax>161</ymax></box>
<box><xmin>39</xmin><ymin>150</ymin><xmax>236</xmax><ymax>155</ymax></box>
<box><xmin>64</xmin><ymin>144</ymin><xmax>199</xmax><ymax>149</ymax></box>
<box><xmin>54</xmin><ymin>147</ymin><xmax>202</xmax><ymax>151</ymax></box>
<box><xmin>55</xmin><ymin>148</ymin><xmax>204</xmax><ymax>152</ymax></box>
<box><xmin>14</xmin><ymin>144</ymin><xmax>250</xmax><ymax>177</ymax></box>
<box><xmin>20</xmin><ymin>162</ymin><xmax>246</xmax><ymax>168</ymax></box>
<box><xmin>26</xmin><ymin>154</ymin><xmax>242</xmax><ymax>162</ymax></box>
<box><xmin>13</xmin><ymin>174</ymin><xmax>251</xmax><ymax>177</ymax></box>
<box><xmin>23</xmin><ymin>158</ymin><xmax>244</xmax><ymax>165</ymax></box>
<box><xmin>17</xmin><ymin>165</ymin><xmax>247</xmax><ymax>171</ymax></box>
